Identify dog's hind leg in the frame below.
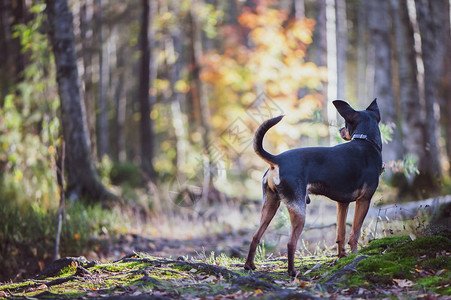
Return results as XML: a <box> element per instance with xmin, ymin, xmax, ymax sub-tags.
<box><xmin>348</xmin><ymin>199</ymin><xmax>371</xmax><ymax>253</ymax></box>
<box><xmin>244</xmin><ymin>188</ymin><xmax>280</xmax><ymax>271</ymax></box>
<box><xmin>336</xmin><ymin>202</ymin><xmax>350</xmax><ymax>257</ymax></box>
<box><xmin>286</xmin><ymin>202</ymin><xmax>306</xmax><ymax>277</ymax></box>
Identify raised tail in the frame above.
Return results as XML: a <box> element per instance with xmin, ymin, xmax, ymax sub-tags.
<box><xmin>253</xmin><ymin>115</ymin><xmax>284</xmax><ymax>166</ymax></box>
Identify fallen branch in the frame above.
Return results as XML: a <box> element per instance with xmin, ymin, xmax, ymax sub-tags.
<box><xmin>322</xmin><ymin>255</ymin><xmax>368</xmax><ymax>291</ymax></box>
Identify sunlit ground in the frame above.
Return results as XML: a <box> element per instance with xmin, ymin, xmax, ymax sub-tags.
<box><xmin>94</xmin><ymin>190</ymin><xmax>434</xmax><ymax>264</ymax></box>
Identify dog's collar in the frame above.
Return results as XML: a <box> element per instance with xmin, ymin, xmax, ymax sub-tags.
<box><xmin>352</xmin><ymin>134</ymin><xmax>382</xmax><ymax>152</ymax></box>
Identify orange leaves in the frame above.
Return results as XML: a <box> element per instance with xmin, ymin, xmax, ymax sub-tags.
<box><xmin>200</xmin><ymin>1</ymin><xmax>326</xmax><ymax>154</ymax></box>
<box><xmin>202</xmin><ymin>2</ymin><xmax>324</xmax><ymax>101</ymax></box>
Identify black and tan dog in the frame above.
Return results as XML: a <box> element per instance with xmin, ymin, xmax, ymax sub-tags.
<box><xmin>244</xmin><ymin>99</ymin><xmax>383</xmax><ymax>276</ymax></box>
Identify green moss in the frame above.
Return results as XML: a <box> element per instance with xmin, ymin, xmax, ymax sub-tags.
<box><xmin>339</xmin><ymin>234</ymin><xmax>451</xmax><ymax>293</ymax></box>
<box><xmin>419</xmin><ymin>256</ymin><xmax>451</xmax><ymax>270</ymax></box>
<box><xmin>416</xmin><ymin>275</ymin><xmax>451</xmax><ymax>295</ymax></box>
<box><xmin>358</xmin><ymin>256</ymin><xmax>416</xmax><ymax>280</ymax></box>
<box><xmin>360</xmin><ymin>235</ymin><xmax>411</xmax><ymax>256</ymax></box>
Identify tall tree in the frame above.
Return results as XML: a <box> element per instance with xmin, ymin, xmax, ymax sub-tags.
<box><xmin>391</xmin><ymin>0</ymin><xmax>426</xmax><ymax>192</ymax></box>
<box><xmin>0</xmin><ymin>0</ymin><xmax>29</xmax><ymax>103</ymax></box>
<box><xmin>335</xmin><ymin>0</ymin><xmax>347</xmax><ymax>100</ymax></box>
<box><xmin>367</xmin><ymin>0</ymin><xmax>402</xmax><ymax>164</ymax></box>
<box><xmin>46</xmin><ymin>0</ymin><xmax>113</xmax><ymax>201</ymax></box>
<box><xmin>96</xmin><ymin>0</ymin><xmax>110</xmax><ymax>159</ymax></box>
<box><xmin>80</xmin><ymin>0</ymin><xmax>97</xmax><ymax>158</ymax></box>
<box><xmin>356</xmin><ymin>0</ymin><xmax>368</xmax><ymax>107</ymax></box>
<box><xmin>114</xmin><ymin>44</ymin><xmax>127</xmax><ymax>163</ymax></box>
<box><xmin>138</xmin><ymin>0</ymin><xmax>156</xmax><ymax>181</ymax></box>
<box><xmin>311</xmin><ymin>0</ymin><xmax>327</xmax><ymax>118</ymax></box>
<box><xmin>415</xmin><ymin>0</ymin><xmax>446</xmax><ymax>190</ymax></box>
<box><xmin>189</xmin><ymin>0</ymin><xmax>214</xmax><ymax>202</ymax></box>
<box><xmin>167</xmin><ymin>1</ymin><xmax>188</xmax><ymax>177</ymax></box>
<box><xmin>443</xmin><ymin>1</ymin><xmax>451</xmax><ymax>174</ymax></box>
<box><xmin>0</xmin><ymin>0</ymin><xmax>12</xmax><ymax>102</ymax></box>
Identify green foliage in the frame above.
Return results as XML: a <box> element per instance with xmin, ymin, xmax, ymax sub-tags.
<box><xmin>110</xmin><ymin>162</ymin><xmax>142</xmax><ymax>188</ymax></box>
<box><xmin>0</xmin><ymin>196</ymin><xmax>127</xmax><ymax>280</ymax></box>
<box><xmin>0</xmin><ymin>0</ymin><xmax>60</xmax><ymax>209</ymax></box>
<box><xmin>379</xmin><ymin>123</ymin><xmax>393</xmax><ymax>144</ymax></box>
<box><xmin>98</xmin><ymin>155</ymin><xmax>114</xmax><ymax>186</ymax></box>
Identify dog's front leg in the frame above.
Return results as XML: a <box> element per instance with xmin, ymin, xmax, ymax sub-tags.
<box><xmin>286</xmin><ymin>204</ymin><xmax>306</xmax><ymax>276</ymax></box>
<box><xmin>336</xmin><ymin>202</ymin><xmax>350</xmax><ymax>257</ymax></box>
<box><xmin>244</xmin><ymin>190</ymin><xmax>280</xmax><ymax>271</ymax></box>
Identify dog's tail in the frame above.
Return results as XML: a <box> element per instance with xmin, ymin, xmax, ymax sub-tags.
<box><xmin>254</xmin><ymin>115</ymin><xmax>284</xmax><ymax>166</ymax></box>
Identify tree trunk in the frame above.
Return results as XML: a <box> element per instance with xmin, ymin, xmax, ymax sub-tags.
<box><xmin>326</xmin><ymin>0</ymin><xmax>337</xmax><ymax>139</ymax></box>
<box><xmin>390</xmin><ymin>0</ymin><xmax>426</xmax><ymax>191</ymax></box>
<box><xmin>311</xmin><ymin>0</ymin><xmax>327</xmax><ymax>120</ymax></box>
<box><xmin>114</xmin><ymin>45</ymin><xmax>126</xmax><ymax>163</ymax></box>
<box><xmin>415</xmin><ymin>0</ymin><xmax>446</xmax><ymax>190</ymax></box>
<box><xmin>168</xmin><ymin>4</ymin><xmax>188</xmax><ymax>177</ymax></box>
<box><xmin>95</xmin><ymin>0</ymin><xmax>110</xmax><ymax>160</ymax></box>
<box><xmin>80</xmin><ymin>0</ymin><xmax>97</xmax><ymax>158</ymax></box>
<box><xmin>0</xmin><ymin>0</ymin><xmax>12</xmax><ymax>103</ymax></box>
<box><xmin>0</xmin><ymin>0</ymin><xmax>28</xmax><ymax>103</ymax></box>
<box><xmin>356</xmin><ymin>0</ymin><xmax>367</xmax><ymax>107</ymax></box>
<box><xmin>335</xmin><ymin>0</ymin><xmax>347</xmax><ymax>100</ymax></box>
<box><xmin>442</xmin><ymin>2</ymin><xmax>451</xmax><ymax>175</ymax></box>
<box><xmin>189</xmin><ymin>0</ymin><xmax>214</xmax><ymax>202</ymax></box>
<box><xmin>46</xmin><ymin>0</ymin><xmax>114</xmax><ymax>202</ymax></box>
<box><xmin>288</xmin><ymin>0</ymin><xmax>305</xmax><ymax>20</ymax></box>
<box><xmin>138</xmin><ymin>0</ymin><xmax>156</xmax><ymax>181</ymax></box>
<box><xmin>368</xmin><ymin>0</ymin><xmax>402</xmax><ymax>164</ymax></box>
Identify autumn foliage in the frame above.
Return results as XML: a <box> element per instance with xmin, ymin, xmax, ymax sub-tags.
<box><xmin>201</xmin><ymin>1</ymin><xmax>327</xmax><ymax>119</ymax></box>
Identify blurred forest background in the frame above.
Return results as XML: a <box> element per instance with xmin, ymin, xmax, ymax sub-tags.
<box><xmin>0</xmin><ymin>0</ymin><xmax>450</xmax><ymax>282</ymax></box>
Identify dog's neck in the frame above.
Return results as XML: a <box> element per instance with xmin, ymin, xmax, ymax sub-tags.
<box><xmin>352</xmin><ymin>133</ymin><xmax>382</xmax><ymax>152</ymax></box>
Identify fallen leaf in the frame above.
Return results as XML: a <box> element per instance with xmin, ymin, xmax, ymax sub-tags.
<box><xmin>202</xmin><ymin>275</ymin><xmax>217</xmax><ymax>283</ymax></box>
<box><xmin>189</xmin><ymin>268</ymin><xmax>197</xmax><ymax>273</ymax></box>
<box><xmin>254</xmin><ymin>289</ymin><xmax>263</xmax><ymax>295</ymax></box>
<box><xmin>37</xmin><ymin>284</ymin><xmax>48</xmax><ymax>290</ymax></box>
<box><xmin>0</xmin><ymin>291</ymin><xmax>7</xmax><ymax>297</ymax></box>
<box><xmin>435</xmin><ymin>269</ymin><xmax>447</xmax><ymax>276</ymax></box>
<box><xmin>298</xmin><ymin>280</ymin><xmax>310</xmax><ymax>288</ymax></box>
<box><xmin>393</xmin><ymin>279</ymin><xmax>416</xmax><ymax>288</ymax></box>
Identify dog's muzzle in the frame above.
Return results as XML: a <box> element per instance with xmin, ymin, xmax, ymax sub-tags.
<box><xmin>339</xmin><ymin>127</ymin><xmax>351</xmax><ymax>141</ymax></box>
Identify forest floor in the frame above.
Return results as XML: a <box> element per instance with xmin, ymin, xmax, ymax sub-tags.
<box><xmin>0</xmin><ymin>233</ymin><xmax>450</xmax><ymax>299</ymax></box>
<box><xmin>1</xmin><ymin>196</ymin><xmax>450</xmax><ymax>299</ymax></box>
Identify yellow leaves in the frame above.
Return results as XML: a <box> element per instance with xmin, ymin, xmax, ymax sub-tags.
<box><xmin>14</xmin><ymin>170</ymin><xmax>23</xmax><ymax>182</ymax></box>
<box><xmin>174</xmin><ymin>80</ymin><xmax>190</xmax><ymax>93</ymax></box>
<box><xmin>150</xmin><ymin>109</ymin><xmax>159</xmax><ymax>120</ymax></box>
<box><xmin>48</xmin><ymin>145</ymin><xmax>55</xmax><ymax>156</ymax></box>
<box><xmin>74</xmin><ymin>233</ymin><xmax>80</xmax><ymax>240</ymax></box>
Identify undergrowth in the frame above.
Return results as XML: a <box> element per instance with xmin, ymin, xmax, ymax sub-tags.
<box><xmin>0</xmin><ymin>198</ymin><xmax>127</xmax><ymax>282</ymax></box>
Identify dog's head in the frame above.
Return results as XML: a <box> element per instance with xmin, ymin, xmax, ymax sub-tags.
<box><xmin>332</xmin><ymin>99</ymin><xmax>381</xmax><ymax>142</ymax></box>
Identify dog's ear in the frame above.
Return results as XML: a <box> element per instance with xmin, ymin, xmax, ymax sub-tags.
<box><xmin>366</xmin><ymin>98</ymin><xmax>381</xmax><ymax>122</ymax></box>
<box><xmin>333</xmin><ymin>100</ymin><xmax>358</xmax><ymax>123</ymax></box>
